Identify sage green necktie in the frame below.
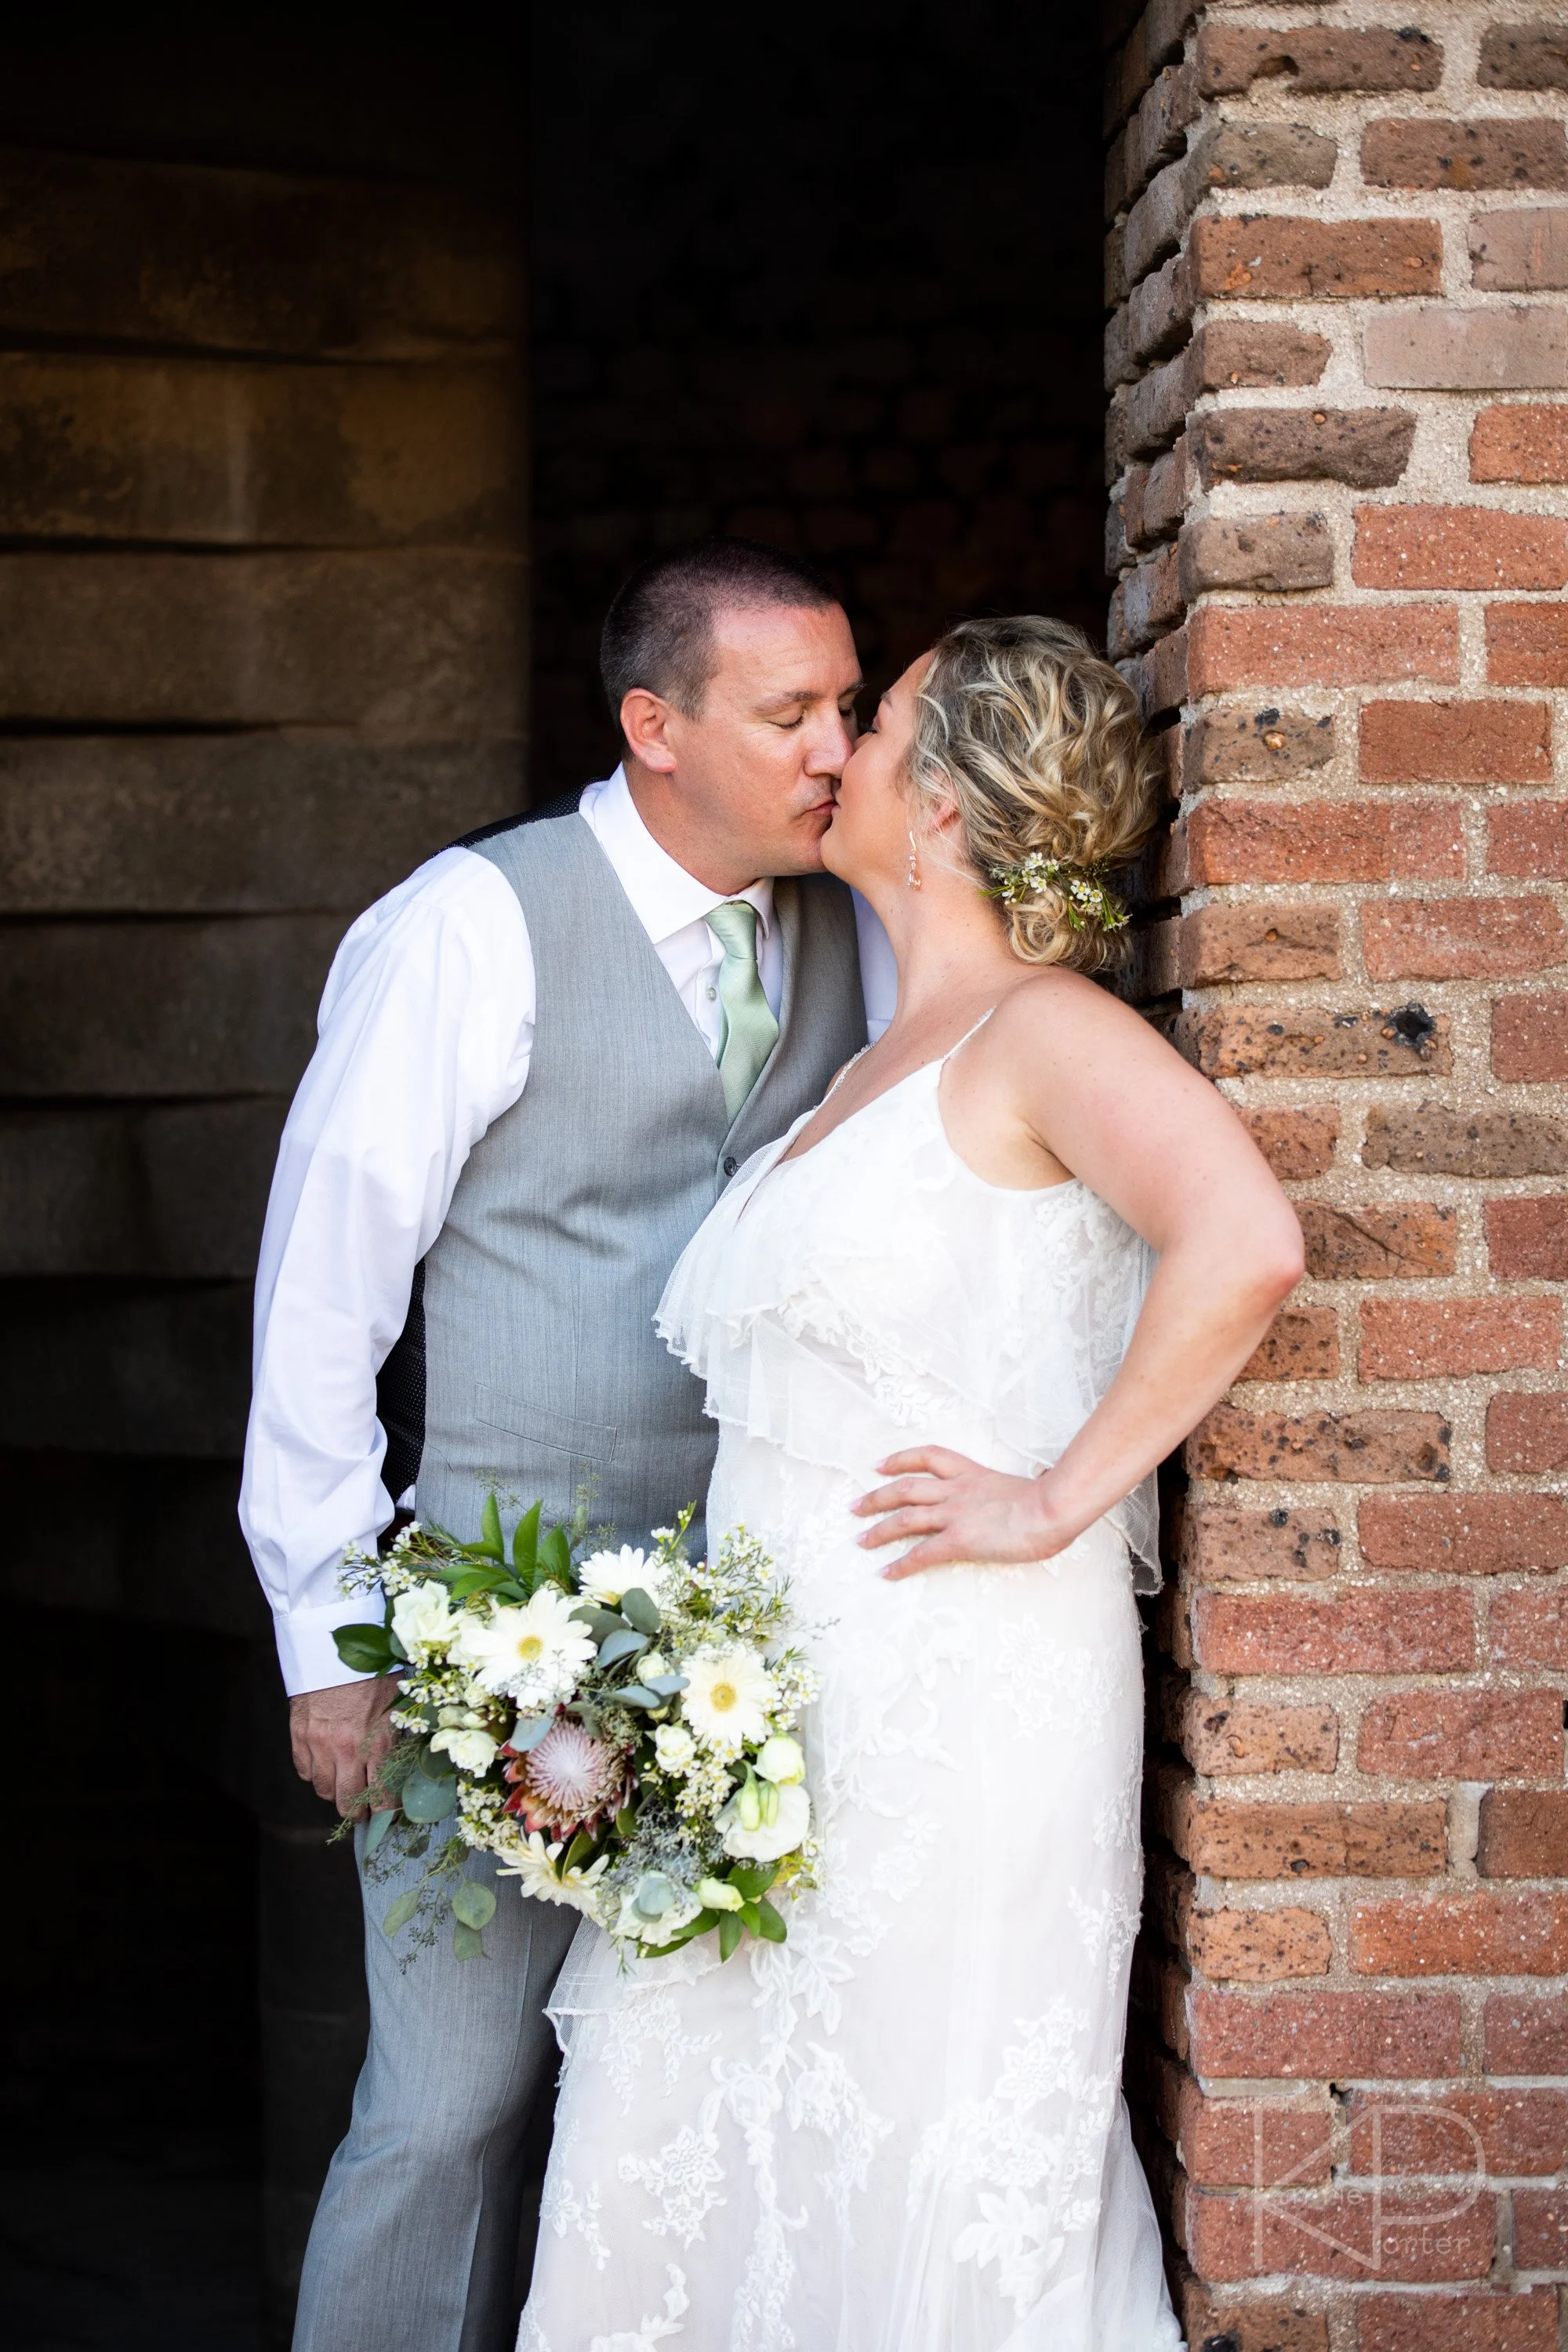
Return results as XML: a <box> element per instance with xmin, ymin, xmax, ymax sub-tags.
<box><xmin>706</xmin><ymin>899</ymin><xmax>779</xmax><ymax>1118</ymax></box>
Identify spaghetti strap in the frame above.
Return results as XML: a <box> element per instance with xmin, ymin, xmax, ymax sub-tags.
<box><xmin>939</xmin><ymin>1005</ymin><xmax>998</xmax><ymax>1065</ymax></box>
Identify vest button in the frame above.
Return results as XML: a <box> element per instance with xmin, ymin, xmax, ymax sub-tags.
<box><xmin>722</xmin><ymin>1155</ymin><xmax>738</xmax><ymax>1178</ymax></box>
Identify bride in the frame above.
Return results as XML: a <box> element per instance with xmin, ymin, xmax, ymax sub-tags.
<box><xmin>519</xmin><ymin>616</ymin><xmax>1304</xmax><ymax>2351</ymax></box>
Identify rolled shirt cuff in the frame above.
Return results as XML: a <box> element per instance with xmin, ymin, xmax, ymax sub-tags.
<box><xmin>273</xmin><ymin>1592</ymin><xmax>387</xmax><ymax>1697</ymax></box>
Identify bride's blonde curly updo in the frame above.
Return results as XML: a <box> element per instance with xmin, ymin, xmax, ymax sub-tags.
<box><xmin>906</xmin><ymin>615</ymin><xmax>1161</xmax><ymax>974</ymax></box>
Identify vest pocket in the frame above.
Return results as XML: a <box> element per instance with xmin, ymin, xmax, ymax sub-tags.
<box><xmin>474</xmin><ymin>1382</ymin><xmax>618</xmax><ymax>1465</ymax></box>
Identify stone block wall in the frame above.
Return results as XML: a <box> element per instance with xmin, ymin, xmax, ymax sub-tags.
<box><xmin>1104</xmin><ymin>5</ymin><xmax>1568</xmax><ymax>2346</ymax></box>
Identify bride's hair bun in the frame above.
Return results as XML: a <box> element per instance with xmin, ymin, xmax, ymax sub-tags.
<box><xmin>907</xmin><ymin>615</ymin><xmax>1161</xmax><ymax>973</ymax></box>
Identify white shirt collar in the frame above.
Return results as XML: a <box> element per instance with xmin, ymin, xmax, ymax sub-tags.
<box><xmin>579</xmin><ymin>766</ymin><xmax>774</xmax><ymax>948</ymax></box>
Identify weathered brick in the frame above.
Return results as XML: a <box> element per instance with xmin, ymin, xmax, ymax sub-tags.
<box><xmin>1494</xmin><ymin>993</ymin><xmax>1568</xmax><ymax>1083</ymax></box>
<box><xmin>1122</xmin><ymin>62</ymin><xmax>1201</xmax><ymax>209</ymax></box>
<box><xmin>1242</xmin><ymin>1307</ymin><xmax>1340</xmax><ymax>1381</ymax></box>
<box><xmin>1177</xmin><ymin>2076</ymin><xmax>1334</xmax><ymax>2179</ymax></box>
<box><xmin>1179</xmin><ymin>707</ymin><xmax>1334</xmax><ymax>791</ymax></box>
<box><xmin>1362</xmin><ymin>1102</ymin><xmax>1568</xmax><ymax>1178</ymax></box>
<box><xmin>1197</xmin><ymin>27</ymin><xmax>1443</xmax><ymax>100</ymax></box>
<box><xmin>1352</xmin><ymin>1889</ymin><xmax>1568</xmax><ymax>1976</ymax></box>
<box><xmin>1180</xmin><ymin>512</ymin><xmax>1333</xmax><ymax>597</ymax></box>
<box><xmin>1489</xmin><ymin>601</ymin><xmax>1568</xmax><ymax>685</ymax></box>
<box><xmin>1175</xmin><ymin>1693</ymin><xmax>1338</xmax><ymax>1776</ymax></box>
<box><xmin>1238</xmin><ymin>1107</ymin><xmax>1340</xmax><ymax>1181</ymax></box>
<box><xmin>1353</xmin><ymin>503</ymin><xmax>1568</xmax><ymax>590</ymax></box>
<box><xmin>1357</xmin><ymin>2291</ymin><xmax>1558</xmax><ymax>2352</ymax></box>
<box><xmin>1479</xmin><ymin>24</ymin><xmax>1568</xmax><ymax>93</ymax></box>
<box><xmin>1359</xmin><ymin>1295</ymin><xmax>1563</xmax><ymax>1381</ymax></box>
<box><xmin>1356</xmin><ymin>1690</ymin><xmax>1563</xmax><ymax>1780</ymax></box>
<box><xmin>1189</xmin><ymin>2182</ymin><xmax>1495</xmax><ymax>2283</ymax></box>
<box><xmin>1367</xmin><ymin>303</ymin><xmax>1568</xmax><ymax>391</ymax></box>
<box><xmin>1172</xmin><ymin>904</ymin><xmax>1341</xmax><ymax>987</ymax></box>
<box><xmin>1362</xmin><ymin>118</ymin><xmax>1568</xmax><ymax>192</ymax></box>
<box><xmin>1471</xmin><ymin>402</ymin><xmax>1568</xmax><ymax>483</ymax></box>
<box><xmin>1121</xmin><ymin>434</ymin><xmax>1194</xmax><ymax>546</ymax></box>
<box><xmin>1347</xmin><ymin>2089</ymin><xmax>1568</xmax><ymax>2180</ymax></box>
<box><xmin>1359</xmin><ymin>1491</ymin><xmax>1568</xmax><ymax>1576</ymax></box>
<box><xmin>1192</xmin><ymin>406</ymin><xmax>1416</xmax><ymax>490</ymax></box>
<box><xmin>1479</xmin><ymin>1789</ymin><xmax>1568</xmax><ymax>1879</ymax></box>
<box><xmin>1194</xmin><ymin>1588</ymin><xmax>1474</xmax><ymax>1677</ymax></box>
<box><xmin>1190</xmin><ymin>215</ymin><xmax>1442</xmax><ymax>304</ymax></box>
<box><xmin>1487</xmin><ymin>1392</ymin><xmax>1568</xmax><ymax>1473</ymax></box>
<box><xmin>1128</xmin><ymin>244</ymin><xmax>1196</xmax><ymax>365</ymax></box>
<box><xmin>1190</xmin><ymin>1407</ymin><xmax>1450</xmax><ymax>1486</ymax></box>
<box><xmin>1187</xmin><ymin>604</ymin><xmax>1458</xmax><ymax>694</ymax></box>
<box><xmin>1181</xmin><ymin>799</ymin><xmax>1461</xmax><ymax>886</ymax></box>
<box><xmin>1124</xmin><ymin>123</ymin><xmax>1338</xmax><ymax>287</ymax></box>
<box><xmin>1174</xmin><ymin>1794</ymin><xmax>1446</xmax><ymax>1882</ymax></box>
<box><xmin>1181</xmin><ymin>1503</ymin><xmax>1343</xmax><ymax>1584</ymax></box>
<box><xmin>1182</xmin><ymin>2285</ymin><xmax>1329</xmax><ymax>2352</ymax></box>
<box><xmin>1492</xmin><ymin>1584</ymin><xmax>1568</xmax><ymax>1668</ymax></box>
<box><xmin>1363</xmin><ymin>900</ymin><xmax>1566</xmax><ymax>982</ymax></box>
<box><xmin>1299</xmin><ymin>1203</ymin><xmax>1456</xmax><ymax>1282</ymax></box>
<box><xmin>1196</xmin><ymin>318</ymin><xmax>1333</xmax><ymax>395</ymax></box>
<box><xmin>1487</xmin><ymin>1196</ymin><xmax>1568</xmax><ymax>1280</ymax></box>
<box><xmin>1470</xmin><ymin>207</ymin><xmax>1568</xmax><ymax>292</ymax></box>
<box><xmin>1486</xmin><ymin>1989</ymin><xmax>1568</xmax><ymax>2072</ymax></box>
<box><xmin>1108</xmin><ymin>543</ymin><xmax>1183</xmax><ymax>658</ymax></box>
<box><xmin>1513</xmin><ymin>2190</ymin><xmax>1568</xmax><ymax>2270</ymax></box>
<box><xmin>1176</xmin><ymin>1005</ymin><xmax>1450</xmax><ymax>1083</ymax></box>
<box><xmin>1189</xmin><ymin>1986</ymin><xmax>1461</xmax><ymax>2081</ymax></box>
<box><xmin>1360</xmin><ymin>697</ymin><xmax>1552</xmax><ymax>786</ymax></box>
<box><xmin>1122</xmin><ymin>622</ymin><xmax>1189</xmax><ymax>721</ymax></box>
<box><xmin>1490</xmin><ymin>801</ymin><xmax>1568</xmax><ymax>877</ymax></box>
<box><xmin>1189</xmin><ymin>1908</ymin><xmax>1334</xmax><ymax>1985</ymax></box>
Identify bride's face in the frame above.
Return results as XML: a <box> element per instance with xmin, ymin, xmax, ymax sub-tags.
<box><xmin>821</xmin><ymin>652</ymin><xmax>928</xmax><ymax>894</ymax></box>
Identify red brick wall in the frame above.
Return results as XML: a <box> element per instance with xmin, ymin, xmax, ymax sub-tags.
<box><xmin>1105</xmin><ymin>6</ymin><xmax>1568</xmax><ymax>2346</ymax></box>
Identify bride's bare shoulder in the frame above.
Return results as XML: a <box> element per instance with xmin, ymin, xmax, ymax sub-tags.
<box><xmin>986</xmin><ymin>965</ymin><xmax>1159</xmax><ymax>1055</ymax></box>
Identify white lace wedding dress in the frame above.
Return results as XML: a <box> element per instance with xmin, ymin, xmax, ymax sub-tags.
<box><xmin>519</xmin><ymin>1036</ymin><xmax>1184</xmax><ymax>2352</ymax></box>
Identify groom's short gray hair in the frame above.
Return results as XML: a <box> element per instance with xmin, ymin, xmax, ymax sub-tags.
<box><xmin>601</xmin><ymin>536</ymin><xmax>838</xmax><ymax>728</ymax></box>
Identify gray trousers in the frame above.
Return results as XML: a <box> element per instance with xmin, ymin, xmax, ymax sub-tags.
<box><xmin>292</xmin><ymin>1820</ymin><xmax>579</xmax><ymax>2352</ymax></box>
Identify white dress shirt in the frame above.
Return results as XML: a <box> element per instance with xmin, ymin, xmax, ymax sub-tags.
<box><xmin>241</xmin><ymin>768</ymin><xmax>897</xmax><ymax>1693</ymax></box>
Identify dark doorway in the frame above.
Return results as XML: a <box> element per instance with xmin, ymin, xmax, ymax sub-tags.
<box><xmin>1</xmin><ymin>6</ymin><xmax>1106</xmax><ymax>2347</ymax></box>
<box><xmin>531</xmin><ymin>1</ymin><xmax>1106</xmax><ymax>789</ymax></box>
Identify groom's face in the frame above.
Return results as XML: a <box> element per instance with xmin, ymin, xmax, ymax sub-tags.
<box><xmin>623</xmin><ymin>601</ymin><xmax>864</xmax><ymax>888</ymax></box>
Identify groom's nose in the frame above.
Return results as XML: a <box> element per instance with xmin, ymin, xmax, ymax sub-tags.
<box><xmin>803</xmin><ymin>703</ymin><xmax>855</xmax><ymax>778</ymax></box>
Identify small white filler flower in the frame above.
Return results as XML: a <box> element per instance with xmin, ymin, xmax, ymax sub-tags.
<box><xmin>681</xmin><ymin>1646</ymin><xmax>777</xmax><ymax>1752</ymax></box>
<box><xmin>452</xmin><ymin>1587</ymin><xmax>595</xmax><ymax>1704</ymax></box>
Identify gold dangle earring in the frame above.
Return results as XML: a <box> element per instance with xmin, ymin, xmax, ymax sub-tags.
<box><xmin>906</xmin><ymin>824</ymin><xmax>923</xmax><ymax>890</ymax></box>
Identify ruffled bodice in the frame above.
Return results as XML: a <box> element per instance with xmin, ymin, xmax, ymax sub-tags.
<box><xmin>657</xmin><ymin>1050</ymin><xmax>1160</xmax><ymax>1589</ymax></box>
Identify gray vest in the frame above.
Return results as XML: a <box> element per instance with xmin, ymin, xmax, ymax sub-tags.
<box><xmin>380</xmin><ymin>806</ymin><xmax>866</xmax><ymax>1554</ymax></box>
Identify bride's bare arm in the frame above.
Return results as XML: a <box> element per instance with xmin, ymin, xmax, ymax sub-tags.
<box><xmin>855</xmin><ymin>972</ymin><xmax>1305</xmax><ymax>1574</ymax></box>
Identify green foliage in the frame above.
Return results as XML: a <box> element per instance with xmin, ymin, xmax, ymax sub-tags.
<box><xmin>477</xmin><ymin>1493</ymin><xmax>505</xmax><ymax>1561</ymax></box>
<box><xmin>383</xmin><ymin>1889</ymin><xmax>420</xmax><ymax>1937</ymax></box>
<box><xmin>333</xmin><ymin>1621</ymin><xmax>394</xmax><ymax>1675</ymax></box>
<box><xmin>452</xmin><ymin>1881</ymin><xmax>496</xmax><ymax>1931</ymax></box>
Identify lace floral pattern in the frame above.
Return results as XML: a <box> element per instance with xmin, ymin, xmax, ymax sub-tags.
<box><xmin>521</xmin><ymin>1056</ymin><xmax>1181</xmax><ymax>2352</ymax></box>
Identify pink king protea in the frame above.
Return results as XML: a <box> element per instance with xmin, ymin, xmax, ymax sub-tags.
<box><xmin>503</xmin><ymin>1718</ymin><xmax>630</xmax><ymax>1836</ymax></box>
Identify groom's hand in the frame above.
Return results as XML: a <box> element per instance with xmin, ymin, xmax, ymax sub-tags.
<box><xmin>289</xmin><ymin>1677</ymin><xmax>401</xmax><ymax>1815</ymax></box>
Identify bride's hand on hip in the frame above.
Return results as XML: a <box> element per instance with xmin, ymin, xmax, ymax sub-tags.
<box><xmin>853</xmin><ymin>1446</ymin><xmax>1069</xmax><ymax>1577</ymax></box>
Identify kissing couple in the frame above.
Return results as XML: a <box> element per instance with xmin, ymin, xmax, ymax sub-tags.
<box><xmin>241</xmin><ymin>536</ymin><xmax>1301</xmax><ymax>2351</ymax></box>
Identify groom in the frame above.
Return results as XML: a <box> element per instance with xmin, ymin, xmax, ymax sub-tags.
<box><xmin>240</xmin><ymin>536</ymin><xmax>894</xmax><ymax>2352</ymax></box>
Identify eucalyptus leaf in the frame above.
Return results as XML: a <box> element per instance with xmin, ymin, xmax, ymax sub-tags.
<box><xmin>511</xmin><ymin>1501</ymin><xmax>542</xmax><ymax>1576</ymax></box>
<box><xmin>644</xmin><ymin>1672</ymin><xmax>688</xmax><ymax>1697</ymax></box>
<box><xmin>419</xmin><ymin>1740</ymin><xmax>457</xmax><ymax>1780</ymax></box>
<box><xmin>753</xmin><ymin>1896</ymin><xmax>788</xmax><ymax>1944</ymax></box>
<box><xmin>477</xmin><ymin>1493</ymin><xmax>505</xmax><ymax>1562</ymax></box>
<box><xmin>452</xmin><ymin>1920</ymin><xmax>486</xmax><ymax>1962</ymax></box>
<box><xmin>452</xmin><ymin>1881</ymin><xmax>497</xmax><ymax>1931</ymax></box>
<box><xmin>401</xmin><ymin>1770</ymin><xmax>454</xmax><ymax>1824</ymax></box>
<box><xmin>597</xmin><ymin>1628</ymin><xmax>648</xmax><ymax>1668</ymax></box>
<box><xmin>365</xmin><ymin>1808</ymin><xmax>397</xmax><ymax>1859</ymax></box>
<box><xmin>615</xmin><ymin>1686</ymin><xmax>661</xmax><ymax>1709</ymax></box>
<box><xmin>619</xmin><ymin>1587</ymin><xmax>662</xmax><ymax>1637</ymax></box>
<box><xmin>383</xmin><ymin>1889</ymin><xmax>420</xmax><ymax>1937</ymax></box>
<box><xmin>333</xmin><ymin>1624</ymin><xmax>394</xmax><ymax>1675</ymax></box>
<box><xmin>717</xmin><ymin>1911</ymin><xmax>744</xmax><ymax>1962</ymax></box>
<box><xmin>508</xmin><ymin>1711</ymin><xmax>556</xmax><ymax>1751</ymax></box>
<box><xmin>571</xmin><ymin>1606</ymin><xmax>625</xmax><ymax>1642</ymax></box>
<box><xmin>644</xmin><ymin>1907</ymin><xmax>715</xmax><ymax>1957</ymax></box>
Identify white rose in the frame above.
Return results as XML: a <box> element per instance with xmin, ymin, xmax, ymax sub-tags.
<box><xmin>390</xmin><ymin>1579</ymin><xmax>456</xmax><ymax>1657</ymax></box>
<box><xmin>430</xmin><ymin>1726</ymin><xmax>498</xmax><ymax>1773</ymax></box>
<box><xmin>653</xmin><ymin>1723</ymin><xmax>696</xmax><ymax>1774</ymax></box>
<box><xmin>721</xmin><ymin>1778</ymin><xmax>811</xmax><ymax>1862</ymax></box>
<box><xmin>755</xmin><ymin>1735</ymin><xmax>805</xmax><ymax>1786</ymax></box>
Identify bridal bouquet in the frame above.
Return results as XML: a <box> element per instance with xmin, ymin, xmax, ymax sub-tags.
<box><xmin>332</xmin><ymin>1501</ymin><xmax>818</xmax><ymax>1965</ymax></box>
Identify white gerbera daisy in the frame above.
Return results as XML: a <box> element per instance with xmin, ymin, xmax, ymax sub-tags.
<box><xmin>495</xmin><ymin>1827</ymin><xmax>610</xmax><ymax>1918</ymax></box>
<box><xmin>681</xmin><ymin>1646</ymin><xmax>776</xmax><ymax>1752</ymax></box>
<box><xmin>577</xmin><ymin>1545</ymin><xmax>668</xmax><ymax>1609</ymax></box>
<box><xmin>452</xmin><ymin>1586</ymin><xmax>594</xmax><ymax>1705</ymax></box>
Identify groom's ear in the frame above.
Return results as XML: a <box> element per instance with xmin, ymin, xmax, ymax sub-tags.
<box><xmin>620</xmin><ymin>687</ymin><xmax>679</xmax><ymax>774</ymax></box>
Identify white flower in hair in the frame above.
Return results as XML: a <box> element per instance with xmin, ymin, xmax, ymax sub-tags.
<box><xmin>988</xmin><ymin>851</ymin><xmax>1126</xmax><ymax>933</ymax></box>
